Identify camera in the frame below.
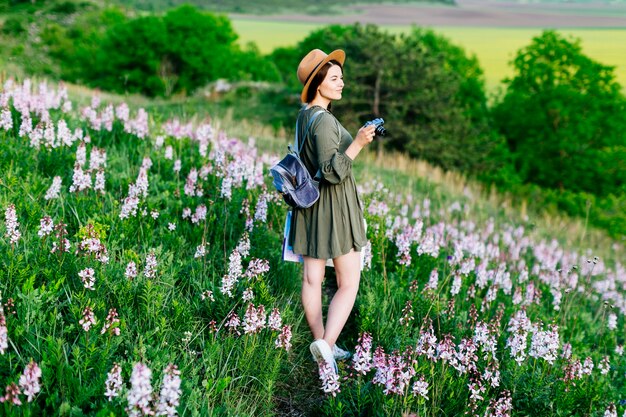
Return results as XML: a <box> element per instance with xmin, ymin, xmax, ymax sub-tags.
<box><xmin>364</xmin><ymin>118</ymin><xmax>387</xmax><ymax>137</ymax></box>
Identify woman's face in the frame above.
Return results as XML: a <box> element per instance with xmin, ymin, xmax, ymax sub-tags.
<box><xmin>316</xmin><ymin>64</ymin><xmax>344</xmax><ymax>102</ymax></box>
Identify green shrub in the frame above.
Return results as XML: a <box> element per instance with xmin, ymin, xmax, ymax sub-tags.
<box><xmin>1</xmin><ymin>17</ymin><xmax>26</xmax><ymax>35</ymax></box>
<box><xmin>89</xmin><ymin>4</ymin><xmax>278</xmax><ymax>96</ymax></box>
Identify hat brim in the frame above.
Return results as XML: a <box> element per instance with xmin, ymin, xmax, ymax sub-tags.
<box><xmin>300</xmin><ymin>49</ymin><xmax>345</xmax><ymax>104</ymax></box>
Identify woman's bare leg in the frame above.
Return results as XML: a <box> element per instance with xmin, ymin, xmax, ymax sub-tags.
<box><xmin>302</xmin><ymin>256</ymin><xmax>327</xmax><ymax>340</ymax></box>
<box><xmin>324</xmin><ymin>250</ymin><xmax>361</xmax><ymax>348</ymax></box>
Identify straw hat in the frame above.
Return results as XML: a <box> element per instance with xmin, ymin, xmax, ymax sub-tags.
<box><xmin>297</xmin><ymin>49</ymin><xmax>345</xmax><ymax>103</ymax></box>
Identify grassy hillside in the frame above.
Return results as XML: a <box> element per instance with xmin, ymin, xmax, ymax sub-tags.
<box><xmin>0</xmin><ymin>77</ymin><xmax>624</xmax><ymax>416</ymax></box>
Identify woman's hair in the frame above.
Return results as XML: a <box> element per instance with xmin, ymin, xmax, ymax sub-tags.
<box><xmin>305</xmin><ymin>60</ymin><xmax>343</xmax><ymax>107</ymax></box>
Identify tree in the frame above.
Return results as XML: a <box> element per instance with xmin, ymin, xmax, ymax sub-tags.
<box><xmin>272</xmin><ymin>24</ymin><xmax>497</xmax><ymax>173</ymax></box>
<box><xmin>90</xmin><ymin>5</ymin><xmax>277</xmax><ymax>96</ymax></box>
<box><xmin>492</xmin><ymin>30</ymin><xmax>626</xmax><ymax>197</ymax></box>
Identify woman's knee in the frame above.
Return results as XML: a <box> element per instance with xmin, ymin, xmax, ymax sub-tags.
<box><xmin>303</xmin><ymin>257</ymin><xmax>326</xmax><ymax>287</ymax></box>
<box><xmin>303</xmin><ymin>270</ymin><xmax>324</xmax><ymax>287</ymax></box>
<box><xmin>336</xmin><ymin>271</ymin><xmax>361</xmax><ymax>291</ymax></box>
<box><xmin>333</xmin><ymin>250</ymin><xmax>361</xmax><ymax>289</ymax></box>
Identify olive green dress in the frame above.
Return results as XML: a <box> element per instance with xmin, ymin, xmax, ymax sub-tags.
<box><xmin>288</xmin><ymin>106</ymin><xmax>367</xmax><ymax>260</ymax></box>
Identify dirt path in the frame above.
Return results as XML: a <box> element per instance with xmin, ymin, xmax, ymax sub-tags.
<box><xmin>229</xmin><ymin>1</ymin><xmax>626</xmax><ymax>28</ymax></box>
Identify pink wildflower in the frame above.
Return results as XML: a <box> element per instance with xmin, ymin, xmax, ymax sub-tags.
<box><xmin>51</xmin><ymin>222</ymin><xmax>71</xmax><ymax>254</ymax></box>
<box><xmin>0</xmin><ymin>107</ymin><xmax>13</xmax><ymax>131</ymax></box>
<box><xmin>225</xmin><ymin>312</ymin><xmax>241</xmax><ymax>336</ymax></box>
<box><xmin>155</xmin><ymin>364</ymin><xmax>181</xmax><ymax>417</ymax></box>
<box><xmin>94</xmin><ymin>170</ymin><xmax>106</xmax><ymax>194</ymax></box>
<box><xmin>101</xmin><ymin>308</ymin><xmax>121</xmax><ymax>336</ymax></box>
<box><xmin>604</xmin><ymin>403</ymin><xmax>617</xmax><ymax>417</ymax></box>
<box><xmin>275</xmin><ymin>325</ymin><xmax>292</xmax><ymax>351</ymax></box>
<box><xmin>0</xmin><ymin>383</ymin><xmax>21</xmax><ymax>405</ymax></box>
<box><xmin>104</xmin><ymin>363</ymin><xmax>123</xmax><ymax>401</ymax></box>
<box><xmin>184</xmin><ymin>169</ymin><xmax>198</xmax><ymax>197</ymax></box>
<box><xmin>253</xmin><ymin>192</ymin><xmax>269</xmax><ymax>224</ymax></box>
<box><xmin>125</xmin><ymin>261</ymin><xmax>138</xmax><ymax>279</ymax></box>
<box><xmin>220</xmin><ymin>249</ymin><xmax>242</xmax><ymax>297</ymax></box>
<box><xmin>76</xmin><ymin>142</ymin><xmax>87</xmax><ymax>166</ymax></box>
<box><xmin>318</xmin><ymin>361</ymin><xmax>340</xmax><ymax>396</ymax></box>
<box><xmin>18</xmin><ymin>113</ymin><xmax>32</xmax><ymax>138</ymax></box>
<box><xmin>598</xmin><ymin>356</ymin><xmax>610</xmax><ymax>375</ymax></box>
<box><xmin>78</xmin><ymin>268</ymin><xmax>96</xmax><ymax>290</ymax></box>
<box><xmin>607</xmin><ymin>313</ymin><xmax>617</xmax><ymax>330</ymax></box>
<box><xmin>352</xmin><ymin>332</ymin><xmax>374</xmax><ymax>374</ymax></box>
<box><xmin>243</xmin><ymin>303</ymin><xmax>266</xmax><ymax>334</ymax></box>
<box><xmin>144</xmin><ymin>253</ymin><xmax>157</xmax><ymax>279</ymax></box>
<box><xmin>485</xmin><ymin>390</ymin><xmax>513</xmax><ymax>417</ymax></box>
<box><xmin>44</xmin><ymin>176</ymin><xmax>62</xmax><ymax>200</ymax></box>
<box><xmin>399</xmin><ymin>300</ymin><xmax>414</xmax><ymax>326</ymax></box>
<box><xmin>372</xmin><ymin>349</ymin><xmax>416</xmax><ymax>395</ymax></box>
<box><xmin>580</xmin><ymin>357</ymin><xmax>594</xmax><ymax>376</ymax></box>
<box><xmin>244</xmin><ymin>258</ymin><xmax>270</xmax><ymax>280</ymax></box>
<box><xmin>424</xmin><ymin>269</ymin><xmax>439</xmax><ymax>291</ymax></box>
<box><xmin>242</xmin><ymin>288</ymin><xmax>254</xmax><ymax>302</ymax></box>
<box><xmin>38</xmin><ymin>216</ymin><xmax>54</xmax><ymax>238</ymax></box>
<box><xmin>18</xmin><ymin>361</ymin><xmax>42</xmax><ymax>402</ymax></box>
<box><xmin>116</xmin><ymin>103</ymin><xmax>129</xmax><ymax>122</ymax></box>
<box><xmin>0</xmin><ymin>304</ymin><xmax>7</xmax><ymax>354</ymax></box>
<box><xmin>268</xmin><ymin>308</ymin><xmax>282</xmax><ymax>331</ymax></box>
<box><xmin>236</xmin><ymin>233</ymin><xmax>250</xmax><ymax>257</ymax></box>
<box><xmin>126</xmin><ymin>363</ymin><xmax>153</xmax><ymax>416</ymax></box>
<box><xmin>69</xmin><ymin>164</ymin><xmax>92</xmax><ymax>192</ymax></box>
<box><xmin>190</xmin><ymin>204</ymin><xmax>206</xmax><ymax>224</ymax></box>
<box><xmin>194</xmin><ymin>244</ymin><xmax>206</xmax><ymax>259</ymax></box>
<box><xmin>79</xmin><ymin>306</ymin><xmax>96</xmax><ymax>331</ymax></box>
<box><xmin>412</xmin><ymin>376</ymin><xmax>429</xmax><ymax>400</ymax></box>
<box><xmin>4</xmin><ymin>204</ymin><xmax>21</xmax><ymax>245</ymax></box>
<box><xmin>528</xmin><ymin>324</ymin><xmax>560</xmax><ymax>365</ymax></box>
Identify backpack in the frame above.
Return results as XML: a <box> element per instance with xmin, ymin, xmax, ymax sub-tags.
<box><xmin>270</xmin><ymin>109</ymin><xmax>325</xmax><ymax>209</ymax></box>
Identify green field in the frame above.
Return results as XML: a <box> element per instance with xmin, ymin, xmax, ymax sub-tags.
<box><xmin>231</xmin><ymin>19</ymin><xmax>626</xmax><ymax>90</ymax></box>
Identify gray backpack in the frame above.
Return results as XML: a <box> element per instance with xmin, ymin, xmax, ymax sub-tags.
<box><xmin>270</xmin><ymin>110</ymin><xmax>324</xmax><ymax>209</ymax></box>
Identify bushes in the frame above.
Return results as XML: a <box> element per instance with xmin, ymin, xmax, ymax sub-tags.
<box><xmin>90</xmin><ymin>5</ymin><xmax>279</xmax><ymax>96</ymax></box>
<box><xmin>33</xmin><ymin>4</ymin><xmax>279</xmax><ymax>96</ymax></box>
<box><xmin>1</xmin><ymin>17</ymin><xmax>25</xmax><ymax>35</ymax></box>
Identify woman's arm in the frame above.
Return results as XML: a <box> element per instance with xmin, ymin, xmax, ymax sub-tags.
<box><xmin>315</xmin><ymin>114</ymin><xmax>376</xmax><ymax>184</ymax></box>
<box><xmin>345</xmin><ymin>124</ymin><xmax>376</xmax><ymax>160</ymax></box>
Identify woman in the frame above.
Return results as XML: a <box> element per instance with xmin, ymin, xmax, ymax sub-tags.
<box><xmin>290</xmin><ymin>49</ymin><xmax>376</xmax><ymax>372</ymax></box>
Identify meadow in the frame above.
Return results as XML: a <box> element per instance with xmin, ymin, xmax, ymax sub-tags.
<box><xmin>231</xmin><ymin>19</ymin><xmax>626</xmax><ymax>91</ymax></box>
<box><xmin>0</xmin><ymin>77</ymin><xmax>624</xmax><ymax>416</ymax></box>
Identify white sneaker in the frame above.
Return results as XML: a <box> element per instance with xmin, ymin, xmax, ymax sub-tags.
<box><xmin>333</xmin><ymin>344</ymin><xmax>351</xmax><ymax>361</ymax></box>
<box><xmin>309</xmin><ymin>339</ymin><xmax>338</xmax><ymax>374</ymax></box>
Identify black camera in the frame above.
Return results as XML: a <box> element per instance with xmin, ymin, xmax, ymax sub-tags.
<box><xmin>364</xmin><ymin>118</ymin><xmax>387</xmax><ymax>137</ymax></box>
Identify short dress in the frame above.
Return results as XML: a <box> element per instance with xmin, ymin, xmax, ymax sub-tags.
<box><xmin>288</xmin><ymin>105</ymin><xmax>367</xmax><ymax>260</ymax></box>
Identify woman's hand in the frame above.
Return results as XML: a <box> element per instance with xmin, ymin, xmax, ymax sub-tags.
<box><xmin>354</xmin><ymin>124</ymin><xmax>377</xmax><ymax>148</ymax></box>
<box><xmin>345</xmin><ymin>124</ymin><xmax>377</xmax><ymax>160</ymax></box>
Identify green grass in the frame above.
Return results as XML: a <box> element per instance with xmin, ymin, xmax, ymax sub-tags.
<box><xmin>1</xmin><ymin>77</ymin><xmax>625</xmax><ymax>416</ymax></box>
<box><xmin>231</xmin><ymin>20</ymin><xmax>626</xmax><ymax>90</ymax></box>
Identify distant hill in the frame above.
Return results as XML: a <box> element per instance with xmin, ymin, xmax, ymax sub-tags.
<box><xmin>113</xmin><ymin>0</ymin><xmax>626</xmax><ymax>17</ymax></box>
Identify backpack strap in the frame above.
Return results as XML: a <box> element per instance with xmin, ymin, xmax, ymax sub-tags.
<box><xmin>293</xmin><ymin>109</ymin><xmax>325</xmax><ymax>155</ymax></box>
